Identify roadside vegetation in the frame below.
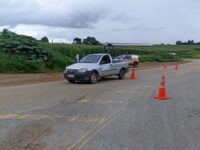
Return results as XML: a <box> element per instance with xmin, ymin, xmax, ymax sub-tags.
<box><xmin>0</xmin><ymin>29</ymin><xmax>200</xmax><ymax>73</ymax></box>
<box><xmin>0</xmin><ymin>29</ymin><xmax>73</xmax><ymax>73</ymax></box>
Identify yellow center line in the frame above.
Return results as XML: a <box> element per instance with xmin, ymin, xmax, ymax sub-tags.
<box><xmin>67</xmin><ymin>116</ymin><xmax>108</xmax><ymax>150</ymax></box>
<box><xmin>77</xmin><ymin>99</ymin><xmax>129</xmax><ymax>104</ymax></box>
<box><xmin>77</xmin><ymin>117</ymin><xmax>114</xmax><ymax>150</ymax></box>
<box><xmin>68</xmin><ymin>109</ymin><xmax>123</xmax><ymax>150</ymax></box>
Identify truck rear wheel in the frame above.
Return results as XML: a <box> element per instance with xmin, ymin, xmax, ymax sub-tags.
<box><xmin>118</xmin><ymin>69</ymin><xmax>126</xmax><ymax>79</ymax></box>
<box><xmin>90</xmin><ymin>72</ymin><xmax>98</xmax><ymax>84</ymax></box>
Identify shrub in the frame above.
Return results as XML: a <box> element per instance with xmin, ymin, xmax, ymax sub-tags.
<box><xmin>0</xmin><ymin>53</ymin><xmax>47</xmax><ymax>73</ymax></box>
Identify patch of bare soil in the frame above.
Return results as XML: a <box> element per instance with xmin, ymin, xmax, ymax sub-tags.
<box><xmin>0</xmin><ymin>73</ymin><xmax>63</xmax><ymax>87</ymax></box>
<box><xmin>0</xmin><ymin>122</ymin><xmax>52</xmax><ymax>150</ymax></box>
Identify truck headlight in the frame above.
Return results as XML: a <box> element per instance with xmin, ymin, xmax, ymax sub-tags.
<box><xmin>78</xmin><ymin>68</ymin><xmax>87</xmax><ymax>73</ymax></box>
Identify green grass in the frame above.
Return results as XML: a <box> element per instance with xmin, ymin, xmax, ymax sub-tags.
<box><xmin>1</xmin><ymin>30</ymin><xmax>200</xmax><ymax>73</ymax></box>
<box><xmin>43</xmin><ymin>43</ymin><xmax>200</xmax><ymax>62</ymax></box>
<box><xmin>0</xmin><ymin>51</ymin><xmax>74</xmax><ymax>73</ymax></box>
<box><xmin>1</xmin><ymin>43</ymin><xmax>200</xmax><ymax>73</ymax></box>
<box><xmin>0</xmin><ymin>53</ymin><xmax>48</xmax><ymax>73</ymax></box>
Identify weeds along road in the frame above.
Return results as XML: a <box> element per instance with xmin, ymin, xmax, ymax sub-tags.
<box><xmin>0</xmin><ymin>60</ymin><xmax>200</xmax><ymax>150</ymax></box>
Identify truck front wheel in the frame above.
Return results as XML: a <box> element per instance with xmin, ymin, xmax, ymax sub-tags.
<box><xmin>118</xmin><ymin>69</ymin><xmax>126</xmax><ymax>79</ymax></box>
<box><xmin>68</xmin><ymin>79</ymin><xmax>75</xmax><ymax>83</ymax></box>
<box><xmin>89</xmin><ymin>72</ymin><xmax>98</xmax><ymax>84</ymax></box>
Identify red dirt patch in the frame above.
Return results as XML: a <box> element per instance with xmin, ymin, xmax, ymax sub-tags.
<box><xmin>0</xmin><ymin>73</ymin><xmax>63</xmax><ymax>87</ymax></box>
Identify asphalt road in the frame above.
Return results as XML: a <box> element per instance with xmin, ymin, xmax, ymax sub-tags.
<box><xmin>0</xmin><ymin>60</ymin><xmax>200</xmax><ymax>150</ymax></box>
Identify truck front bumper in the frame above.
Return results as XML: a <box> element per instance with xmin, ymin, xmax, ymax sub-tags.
<box><xmin>64</xmin><ymin>70</ymin><xmax>91</xmax><ymax>82</ymax></box>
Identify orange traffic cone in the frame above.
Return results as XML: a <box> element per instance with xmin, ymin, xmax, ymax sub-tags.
<box><xmin>131</xmin><ymin>66</ymin><xmax>136</xmax><ymax>80</ymax></box>
<box><xmin>174</xmin><ymin>64</ymin><xmax>179</xmax><ymax>70</ymax></box>
<box><xmin>163</xmin><ymin>64</ymin><xmax>167</xmax><ymax>70</ymax></box>
<box><xmin>153</xmin><ymin>75</ymin><xmax>170</xmax><ymax>100</ymax></box>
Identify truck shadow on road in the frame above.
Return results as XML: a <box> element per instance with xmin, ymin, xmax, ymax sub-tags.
<box><xmin>65</xmin><ymin>77</ymin><xmax>130</xmax><ymax>85</ymax></box>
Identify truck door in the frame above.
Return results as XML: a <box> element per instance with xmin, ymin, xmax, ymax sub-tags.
<box><xmin>99</xmin><ymin>55</ymin><xmax>112</xmax><ymax>76</ymax></box>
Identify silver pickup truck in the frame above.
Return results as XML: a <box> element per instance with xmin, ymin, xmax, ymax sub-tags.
<box><xmin>64</xmin><ymin>53</ymin><xmax>129</xmax><ymax>84</ymax></box>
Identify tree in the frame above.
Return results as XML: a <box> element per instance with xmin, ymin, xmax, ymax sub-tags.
<box><xmin>41</xmin><ymin>36</ymin><xmax>49</xmax><ymax>43</ymax></box>
<box><xmin>106</xmin><ymin>43</ymin><xmax>113</xmax><ymax>47</ymax></box>
<box><xmin>82</xmin><ymin>37</ymin><xmax>100</xmax><ymax>45</ymax></box>
<box><xmin>187</xmin><ymin>40</ymin><xmax>194</xmax><ymax>45</ymax></box>
<box><xmin>1</xmin><ymin>29</ymin><xmax>9</xmax><ymax>35</ymax></box>
<box><xmin>73</xmin><ymin>37</ymin><xmax>82</xmax><ymax>44</ymax></box>
<box><xmin>176</xmin><ymin>40</ymin><xmax>182</xmax><ymax>45</ymax></box>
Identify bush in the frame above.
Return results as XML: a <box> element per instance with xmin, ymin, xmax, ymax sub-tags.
<box><xmin>0</xmin><ymin>30</ymin><xmax>49</xmax><ymax>62</ymax></box>
<box><xmin>0</xmin><ymin>30</ymin><xmax>74</xmax><ymax>73</ymax></box>
<box><xmin>140</xmin><ymin>53</ymin><xmax>181</xmax><ymax>62</ymax></box>
<box><xmin>45</xmin><ymin>48</ymin><xmax>74</xmax><ymax>71</ymax></box>
<box><xmin>0</xmin><ymin>53</ymin><xmax>47</xmax><ymax>73</ymax></box>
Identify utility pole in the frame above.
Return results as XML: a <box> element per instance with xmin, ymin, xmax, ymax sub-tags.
<box><xmin>51</xmin><ymin>40</ymin><xmax>53</xmax><ymax>51</ymax></box>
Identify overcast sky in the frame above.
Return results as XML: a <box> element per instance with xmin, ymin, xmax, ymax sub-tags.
<box><xmin>0</xmin><ymin>0</ymin><xmax>200</xmax><ymax>44</ymax></box>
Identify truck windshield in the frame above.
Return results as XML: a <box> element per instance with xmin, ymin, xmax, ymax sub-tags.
<box><xmin>80</xmin><ymin>55</ymin><xmax>101</xmax><ymax>63</ymax></box>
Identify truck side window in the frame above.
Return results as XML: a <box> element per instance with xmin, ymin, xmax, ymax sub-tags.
<box><xmin>100</xmin><ymin>55</ymin><xmax>111</xmax><ymax>64</ymax></box>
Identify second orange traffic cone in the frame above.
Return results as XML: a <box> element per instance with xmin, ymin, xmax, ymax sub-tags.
<box><xmin>174</xmin><ymin>64</ymin><xmax>179</xmax><ymax>70</ymax></box>
<box><xmin>153</xmin><ymin>75</ymin><xmax>170</xmax><ymax>100</ymax></box>
<box><xmin>163</xmin><ymin>64</ymin><xmax>167</xmax><ymax>70</ymax></box>
<box><xmin>131</xmin><ymin>66</ymin><xmax>136</xmax><ymax>80</ymax></box>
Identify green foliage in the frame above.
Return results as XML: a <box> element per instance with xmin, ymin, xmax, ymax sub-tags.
<box><xmin>46</xmin><ymin>48</ymin><xmax>74</xmax><ymax>71</ymax></box>
<box><xmin>43</xmin><ymin>43</ymin><xmax>200</xmax><ymax>63</ymax></box>
<box><xmin>1</xmin><ymin>29</ymin><xmax>200</xmax><ymax>73</ymax></box>
<box><xmin>0</xmin><ymin>30</ymin><xmax>49</xmax><ymax>62</ymax></box>
<box><xmin>177</xmin><ymin>50</ymin><xmax>200</xmax><ymax>59</ymax></box>
<box><xmin>0</xmin><ymin>53</ymin><xmax>47</xmax><ymax>73</ymax></box>
<box><xmin>0</xmin><ymin>29</ymin><xmax>73</xmax><ymax>73</ymax></box>
<box><xmin>140</xmin><ymin>54</ymin><xmax>181</xmax><ymax>62</ymax></box>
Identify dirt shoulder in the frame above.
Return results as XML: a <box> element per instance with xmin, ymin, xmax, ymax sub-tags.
<box><xmin>137</xmin><ymin>60</ymin><xmax>190</xmax><ymax>70</ymax></box>
<box><xmin>0</xmin><ymin>60</ymin><xmax>190</xmax><ymax>87</ymax></box>
<box><xmin>0</xmin><ymin>73</ymin><xmax>63</xmax><ymax>87</ymax></box>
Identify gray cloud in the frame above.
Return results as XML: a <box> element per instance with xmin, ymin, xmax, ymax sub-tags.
<box><xmin>110</xmin><ymin>14</ymin><xmax>138</xmax><ymax>23</ymax></box>
<box><xmin>0</xmin><ymin>0</ymin><xmax>105</xmax><ymax>28</ymax></box>
<box><xmin>1</xmin><ymin>0</ymin><xmax>200</xmax><ymax>44</ymax></box>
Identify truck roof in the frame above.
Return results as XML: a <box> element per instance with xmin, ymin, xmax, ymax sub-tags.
<box><xmin>88</xmin><ymin>53</ymin><xmax>110</xmax><ymax>56</ymax></box>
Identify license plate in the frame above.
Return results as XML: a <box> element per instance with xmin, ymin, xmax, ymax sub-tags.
<box><xmin>67</xmin><ymin>74</ymin><xmax>74</xmax><ymax>78</ymax></box>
